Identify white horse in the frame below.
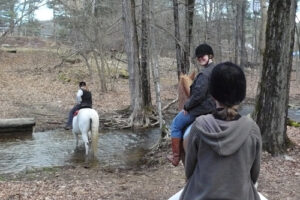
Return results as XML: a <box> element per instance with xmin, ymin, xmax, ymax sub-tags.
<box><xmin>72</xmin><ymin>108</ymin><xmax>99</xmax><ymax>159</ymax></box>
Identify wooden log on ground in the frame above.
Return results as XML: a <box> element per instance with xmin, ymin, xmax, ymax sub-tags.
<box><xmin>0</xmin><ymin>118</ymin><xmax>36</xmax><ymax>134</ymax></box>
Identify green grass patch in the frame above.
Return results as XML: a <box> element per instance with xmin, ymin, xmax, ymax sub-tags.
<box><xmin>287</xmin><ymin>118</ymin><xmax>300</xmax><ymax>127</ymax></box>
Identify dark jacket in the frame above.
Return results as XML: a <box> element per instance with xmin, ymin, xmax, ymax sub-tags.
<box><xmin>184</xmin><ymin>62</ymin><xmax>216</xmax><ymax>117</ymax></box>
<box><xmin>80</xmin><ymin>89</ymin><xmax>92</xmax><ymax>109</ymax></box>
<box><xmin>181</xmin><ymin>114</ymin><xmax>262</xmax><ymax>200</ymax></box>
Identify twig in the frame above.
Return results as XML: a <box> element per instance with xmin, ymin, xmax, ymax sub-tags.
<box><xmin>162</xmin><ymin>97</ymin><xmax>178</xmax><ymax>111</ymax></box>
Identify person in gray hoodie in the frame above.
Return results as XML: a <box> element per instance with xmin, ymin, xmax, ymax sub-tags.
<box><xmin>179</xmin><ymin>62</ymin><xmax>262</xmax><ymax>200</ymax></box>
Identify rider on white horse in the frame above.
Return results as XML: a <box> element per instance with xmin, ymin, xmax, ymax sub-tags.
<box><xmin>65</xmin><ymin>81</ymin><xmax>92</xmax><ymax>130</ymax></box>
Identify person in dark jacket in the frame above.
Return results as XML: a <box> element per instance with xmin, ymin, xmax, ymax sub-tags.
<box><xmin>167</xmin><ymin>44</ymin><xmax>216</xmax><ymax>166</ymax></box>
<box><xmin>64</xmin><ymin>81</ymin><xmax>92</xmax><ymax>130</ymax></box>
<box><xmin>176</xmin><ymin>62</ymin><xmax>263</xmax><ymax>200</ymax></box>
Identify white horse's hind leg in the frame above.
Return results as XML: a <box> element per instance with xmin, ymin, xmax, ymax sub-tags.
<box><xmin>74</xmin><ymin>133</ymin><xmax>79</xmax><ymax>150</ymax></box>
<box><xmin>81</xmin><ymin>131</ymin><xmax>90</xmax><ymax>156</ymax></box>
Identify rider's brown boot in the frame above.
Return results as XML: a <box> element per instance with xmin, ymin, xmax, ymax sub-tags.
<box><xmin>167</xmin><ymin>138</ymin><xmax>182</xmax><ymax>166</ymax></box>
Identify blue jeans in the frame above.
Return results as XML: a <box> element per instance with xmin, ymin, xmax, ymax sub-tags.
<box><xmin>66</xmin><ymin>104</ymin><xmax>80</xmax><ymax>127</ymax></box>
<box><xmin>171</xmin><ymin>111</ymin><xmax>195</xmax><ymax>139</ymax></box>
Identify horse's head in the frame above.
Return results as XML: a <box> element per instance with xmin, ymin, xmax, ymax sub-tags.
<box><xmin>178</xmin><ymin>71</ymin><xmax>196</xmax><ymax>110</ymax></box>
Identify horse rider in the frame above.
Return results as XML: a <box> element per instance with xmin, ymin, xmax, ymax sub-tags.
<box><xmin>167</xmin><ymin>43</ymin><xmax>216</xmax><ymax>166</ymax></box>
<box><xmin>64</xmin><ymin>81</ymin><xmax>92</xmax><ymax>130</ymax></box>
<box><xmin>168</xmin><ymin>62</ymin><xmax>263</xmax><ymax>200</ymax></box>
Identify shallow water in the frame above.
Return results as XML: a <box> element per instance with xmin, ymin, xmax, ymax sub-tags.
<box><xmin>0</xmin><ymin>128</ymin><xmax>161</xmax><ymax>175</ymax></box>
<box><xmin>0</xmin><ymin>104</ymin><xmax>299</xmax><ymax>175</ymax></box>
<box><xmin>239</xmin><ymin>104</ymin><xmax>300</xmax><ymax>122</ymax></box>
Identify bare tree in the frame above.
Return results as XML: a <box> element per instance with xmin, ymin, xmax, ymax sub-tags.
<box><xmin>141</xmin><ymin>0</ymin><xmax>152</xmax><ymax>108</ymax></box>
<box><xmin>122</xmin><ymin>0</ymin><xmax>153</xmax><ymax>128</ymax></box>
<box><xmin>172</xmin><ymin>0</ymin><xmax>184</xmax><ymax>79</ymax></box>
<box><xmin>234</xmin><ymin>0</ymin><xmax>248</xmax><ymax>69</ymax></box>
<box><xmin>0</xmin><ymin>0</ymin><xmax>43</xmax><ymax>41</ymax></box>
<box><xmin>182</xmin><ymin>0</ymin><xmax>195</xmax><ymax>73</ymax></box>
<box><xmin>253</xmin><ymin>0</ymin><xmax>297</xmax><ymax>155</ymax></box>
<box><xmin>258</xmin><ymin>0</ymin><xmax>268</xmax><ymax>67</ymax></box>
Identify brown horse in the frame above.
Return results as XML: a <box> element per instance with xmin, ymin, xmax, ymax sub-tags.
<box><xmin>175</xmin><ymin>71</ymin><xmax>196</xmax><ymax>164</ymax></box>
<box><xmin>178</xmin><ymin>71</ymin><xmax>196</xmax><ymax>111</ymax></box>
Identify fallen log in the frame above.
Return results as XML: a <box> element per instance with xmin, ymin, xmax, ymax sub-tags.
<box><xmin>0</xmin><ymin>118</ymin><xmax>36</xmax><ymax>134</ymax></box>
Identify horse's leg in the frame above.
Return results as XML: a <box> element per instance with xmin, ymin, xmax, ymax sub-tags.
<box><xmin>81</xmin><ymin>131</ymin><xmax>89</xmax><ymax>156</ymax></box>
<box><xmin>72</xmin><ymin>128</ymin><xmax>79</xmax><ymax>151</ymax></box>
<box><xmin>75</xmin><ymin>133</ymin><xmax>79</xmax><ymax>150</ymax></box>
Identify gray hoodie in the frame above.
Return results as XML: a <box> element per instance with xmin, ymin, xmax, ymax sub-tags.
<box><xmin>180</xmin><ymin>114</ymin><xmax>262</xmax><ymax>200</ymax></box>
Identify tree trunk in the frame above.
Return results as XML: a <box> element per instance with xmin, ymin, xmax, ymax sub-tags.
<box><xmin>93</xmin><ymin>51</ymin><xmax>107</xmax><ymax>92</ymax></box>
<box><xmin>150</xmin><ymin>0</ymin><xmax>163</xmax><ymax>129</ymax></box>
<box><xmin>122</xmin><ymin>0</ymin><xmax>149</xmax><ymax>128</ymax></box>
<box><xmin>234</xmin><ymin>1</ymin><xmax>240</xmax><ymax>64</ymax></box>
<box><xmin>203</xmin><ymin>0</ymin><xmax>208</xmax><ymax>41</ymax></box>
<box><xmin>141</xmin><ymin>0</ymin><xmax>152</xmax><ymax>108</ymax></box>
<box><xmin>182</xmin><ymin>0</ymin><xmax>195</xmax><ymax>74</ymax></box>
<box><xmin>258</xmin><ymin>0</ymin><xmax>268</xmax><ymax>67</ymax></box>
<box><xmin>253</xmin><ymin>0</ymin><xmax>297</xmax><ymax>155</ymax></box>
<box><xmin>122</xmin><ymin>0</ymin><xmax>139</xmax><ymax>110</ymax></box>
<box><xmin>9</xmin><ymin>1</ymin><xmax>16</xmax><ymax>35</ymax></box>
<box><xmin>239</xmin><ymin>0</ymin><xmax>248</xmax><ymax>69</ymax></box>
<box><xmin>215</xmin><ymin>1</ymin><xmax>223</xmax><ymax>63</ymax></box>
<box><xmin>296</xmin><ymin>26</ymin><xmax>300</xmax><ymax>85</ymax></box>
<box><xmin>173</xmin><ymin>0</ymin><xmax>184</xmax><ymax>79</ymax></box>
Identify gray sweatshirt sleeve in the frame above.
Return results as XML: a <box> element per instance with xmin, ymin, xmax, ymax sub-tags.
<box><xmin>250</xmin><ymin>126</ymin><xmax>262</xmax><ymax>184</ymax></box>
<box><xmin>185</xmin><ymin>125</ymin><xmax>200</xmax><ymax>179</ymax></box>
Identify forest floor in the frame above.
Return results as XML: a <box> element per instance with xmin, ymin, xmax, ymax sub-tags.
<box><xmin>0</xmin><ymin>37</ymin><xmax>299</xmax><ymax>200</ymax></box>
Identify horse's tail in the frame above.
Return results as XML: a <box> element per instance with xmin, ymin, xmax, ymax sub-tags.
<box><xmin>90</xmin><ymin>110</ymin><xmax>99</xmax><ymax>155</ymax></box>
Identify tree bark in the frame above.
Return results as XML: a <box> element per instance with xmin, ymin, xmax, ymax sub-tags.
<box><xmin>172</xmin><ymin>0</ymin><xmax>184</xmax><ymax>79</ymax></box>
<box><xmin>234</xmin><ymin>1</ymin><xmax>240</xmax><ymax>64</ymax></box>
<box><xmin>122</xmin><ymin>0</ymin><xmax>149</xmax><ymax>128</ymax></box>
<box><xmin>141</xmin><ymin>0</ymin><xmax>152</xmax><ymax>108</ymax></box>
<box><xmin>150</xmin><ymin>0</ymin><xmax>163</xmax><ymax>129</ymax></box>
<box><xmin>239</xmin><ymin>0</ymin><xmax>248</xmax><ymax>69</ymax></box>
<box><xmin>253</xmin><ymin>0</ymin><xmax>297</xmax><ymax>155</ymax></box>
<box><xmin>258</xmin><ymin>0</ymin><xmax>268</xmax><ymax>67</ymax></box>
<box><xmin>182</xmin><ymin>0</ymin><xmax>195</xmax><ymax>74</ymax></box>
<box><xmin>122</xmin><ymin>0</ymin><xmax>139</xmax><ymax>110</ymax></box>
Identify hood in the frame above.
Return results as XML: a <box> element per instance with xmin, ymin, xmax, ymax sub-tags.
<box><xmin>194</xmin><ymin>114</ymin><xmax>253</xmax><ymax>156</ymax></box>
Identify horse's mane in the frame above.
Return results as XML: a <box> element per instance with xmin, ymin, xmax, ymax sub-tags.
<box><xmin>178</xmin><ymin>71</ymin><xmax>196</xmax><ymax>110</ymax></box>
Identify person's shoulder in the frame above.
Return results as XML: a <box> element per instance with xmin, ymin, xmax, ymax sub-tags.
<box><xmin>240</xmin><ymin>116</ymin><xmax>261</xmax><ymax>139</ymax></box>
<box><xmin>194</xmin><ymin>114</ymin><xmax>214</xmax><ymax>130</ymax></box>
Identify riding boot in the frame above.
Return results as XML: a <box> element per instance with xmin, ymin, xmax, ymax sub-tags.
<box><xmin>167</xmin><ymin>138</ymin><xmax>182</xmax><ymax>167</ymax></box>
<box><xmin>180</xmin><ymin>145</ymin><xmax>185</xmax><ymax>166</ymax></box>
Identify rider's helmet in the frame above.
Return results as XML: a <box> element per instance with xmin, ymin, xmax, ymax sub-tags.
<box><xmin>209</xmin><ymin>62</ymin><xmax>246</xmax><ymax>107</ymax></box>
<box><xmin>79</xmin><ymin>81</ymin><xmax>86</xmax><ymax>87</ymax></box>
<box><xmin>195</xmin><ymin>43</ymin><xmax>214</xmax><ymax>59</ymax></box>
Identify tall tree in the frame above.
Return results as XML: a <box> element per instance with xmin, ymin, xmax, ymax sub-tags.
<box><xmin>141</xmin><ymin>0</ymin><xmax>152</xmax><ymax>108</ymax></box>
<box><xmin>258</xmin><ymin>0</ymin><xmax>268</xmax><ymax>68</ymax></box>
<box><xmin>172</xmin><ymin>0</ymin><xmax>184</xmax><ymax>79</ymax></box>
<box><xmin>182</xmin><ymin>0</ymin><xmax>195</xmax><ymax>74</ymax></box>
<box><xmin>234</xmin><ymin>0</ymin><xmax>248</xmax><ymax>69</ymax></box>
<box><xmin>253</xmin><ymin>0</ymin><xmax>297</xmax><ymax>155</ymax></box>
<box><xmin>122</xmin><ymin>0</ymin><xmax>152</xmax><ymax>127</ymax></box>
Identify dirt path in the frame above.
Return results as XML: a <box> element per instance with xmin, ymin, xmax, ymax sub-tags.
<box><xmin>0</xmin><ymin>45</ymin><xmax>299</xmax><ymax>199</ymax></box>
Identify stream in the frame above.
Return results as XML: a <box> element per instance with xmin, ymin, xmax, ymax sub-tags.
<box><xmin>0</xmin><ymin>104</ymin><xmax>299</xmax><ymax>175</ymax></box>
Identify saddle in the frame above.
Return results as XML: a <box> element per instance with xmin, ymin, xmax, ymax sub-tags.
<box><xmin>73</xmin><ymin>110</ymin><xmax>79</xmax><ymax>117</ymax></box>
